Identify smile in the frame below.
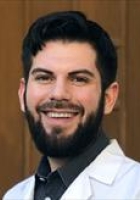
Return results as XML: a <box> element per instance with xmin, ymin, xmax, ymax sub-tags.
<box><xmin>41</xmin><ymin>110</ymin><xmax>79</xmax><ymax>118</ymax></box>
<box><xmin>48</xmin><ymin>112</ymin><xmax>75</xmax><ymax>118</ymax></box>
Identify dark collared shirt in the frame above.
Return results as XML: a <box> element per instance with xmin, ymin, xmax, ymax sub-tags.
<box><xmin>34</xmin><ymin>130</ymin><xmax>109</xmax><ymax>200</ymax></box>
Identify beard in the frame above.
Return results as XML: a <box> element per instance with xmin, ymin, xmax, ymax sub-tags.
<box><xmin>24</xmin><ymin>93</ymin><xmax>105</xmax><ymax>158</ymax></box>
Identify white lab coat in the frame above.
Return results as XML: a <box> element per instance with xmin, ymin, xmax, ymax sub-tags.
<box><xmin>3</xmin><ymin>140</ymin><xmax>140</xmax><ymax>200</ymax></box>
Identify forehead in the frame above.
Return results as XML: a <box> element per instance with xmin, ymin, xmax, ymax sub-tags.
<box><xmin>31</xmin><ymin>40</ymin><xmax>98</xmax><ymax>74</ymax></box>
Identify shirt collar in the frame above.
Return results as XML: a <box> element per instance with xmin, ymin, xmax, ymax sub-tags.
<box><xmin>35</xmin><ymin>156</ymin><xmax>51</xmax><ymax>180</ymax></box>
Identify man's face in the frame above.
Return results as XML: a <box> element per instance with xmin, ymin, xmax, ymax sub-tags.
<box><xmin>19</xmin><ymin>41</ymin><xmax>105</xmax><ymax>157</ymax></box>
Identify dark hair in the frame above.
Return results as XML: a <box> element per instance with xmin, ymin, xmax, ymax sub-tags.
<box><xmin>22</xmin><ymin>11</ymin><xmax>117</xmax><ymax>89</ymax></box>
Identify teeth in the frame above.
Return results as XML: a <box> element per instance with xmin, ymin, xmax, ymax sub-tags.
<box><xmin>47</xmin><ymin>112</ymin><xmax>73</xmax><ymax>118</ymax></box>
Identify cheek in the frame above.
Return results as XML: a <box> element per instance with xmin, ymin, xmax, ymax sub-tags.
<box><xmin>75</xmin><ymin>90</ymin><xmax>100</xmax><ymax>114</ymax></box>
<box><xmin>26</xmin><ymin>85</ymin><xmax>46</xmax><ymax>113</ymax></box>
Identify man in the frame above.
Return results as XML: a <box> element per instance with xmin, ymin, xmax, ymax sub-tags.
<box><xmin>3</xmin><ymin>11</ymin><xmax>140</xmax><ymax>200</ymax></box>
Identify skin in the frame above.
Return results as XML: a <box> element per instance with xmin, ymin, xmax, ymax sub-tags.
<box><xmin>18</xmin><ymin>40</ymin><xmax>119</xmax><ymax>169</ymax></box>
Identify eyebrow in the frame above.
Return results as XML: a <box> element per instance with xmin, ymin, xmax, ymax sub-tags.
<box><xmin>68</xmin><ymin>69</ymin><xmax>95</xmax><ymax>77</ymax></box>
<box><xmin>31</xmin><ymin>68</ymin><xmax>53</xmax><ymax>75</ymax></box>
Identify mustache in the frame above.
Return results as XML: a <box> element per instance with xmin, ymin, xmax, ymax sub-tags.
<box><xmin>37</xmin><ymin>100</ymin><xmax>84</xmax><ymax>113</ymax></box>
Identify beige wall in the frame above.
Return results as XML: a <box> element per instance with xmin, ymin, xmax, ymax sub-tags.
<box><xmin>0</xmin><ymin>0</ymin><xmax>140</xmax><ymax>198</ymax></box>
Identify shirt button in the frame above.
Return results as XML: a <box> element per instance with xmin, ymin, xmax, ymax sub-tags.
<box><xmin>45</xmin><ymin>197</ymin><xmax>51</xmax><ymax>200</ymax></box>
<box><xmin>39</xmin><ymin>177</ymin><xmax>46</xmax><ymax>182</ymax></box>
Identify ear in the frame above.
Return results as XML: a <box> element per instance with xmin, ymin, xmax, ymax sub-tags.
<box><xmin>18</xmin><ymin>78</ymin><xmax>26</xmax><ymax>112</ymax></box>
<box><xmin>104</xmin><ymin>82</ymin><xmax>119</xmax><ymax>115</ymax></box>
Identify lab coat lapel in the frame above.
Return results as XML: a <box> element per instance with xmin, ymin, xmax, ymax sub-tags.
<box><xmin>61</xmin><ymin>170</ymin><xmax>93</xmax><ymax>200</ymax></box>
<box><xmin>23</xmin><ymin>176</ymin><xmax>35</xmax><ymax>200</ymax></box>
<box><xmin>87</xmin><ymin>139</ymin><xmax>125</xmax><ymax>185</ymax></box>
<box><xmin>61</xmin><ymin>140</ymin><xmax>124</xmax><ymax>200</ymax></box>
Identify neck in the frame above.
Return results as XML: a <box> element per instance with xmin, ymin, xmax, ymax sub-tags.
<box><xmin>48</xmin><ymin>157</ymin><xmax>70</xmax><ymax>172</ymax></box>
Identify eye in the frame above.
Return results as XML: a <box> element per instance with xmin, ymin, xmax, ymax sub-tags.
<box><xmin>70</xmin><ymin>75</ymin><xmax>90</xmax><ymax>85</ymax></box>
<box><xmin>34</xmin><ymin>73</ymin><xmax>54</xmax><ymax>84</ymax></box>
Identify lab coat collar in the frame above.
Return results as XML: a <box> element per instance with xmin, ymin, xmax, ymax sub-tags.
<box><xmin>87</xmin><ymin>139</ymin><xmax>125</xmax><ymax>184</ymax></box>
<box><xmin>61</xmin><ymin>169</ymin><xmax>93</xmax><ymax>200</ymax></box>
<box><xmin>61</xmin><ymin>140</ymin><xmax>124</xmax><ymax>200</ymax></box>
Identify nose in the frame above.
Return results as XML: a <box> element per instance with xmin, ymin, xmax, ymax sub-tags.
<box><xmin>49</xmin><ymin>79</ymin><xmax>71</xmax><ymax>101</ymax></box>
